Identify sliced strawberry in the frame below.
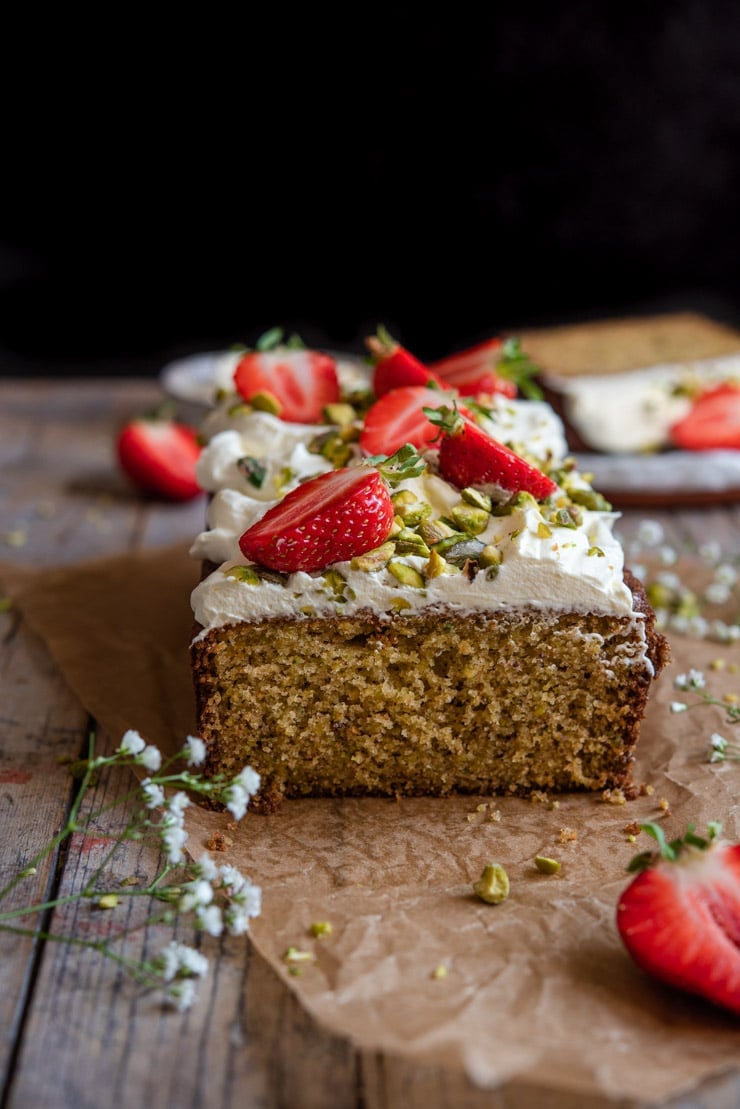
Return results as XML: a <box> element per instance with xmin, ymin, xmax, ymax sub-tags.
<box><xmin>669</xmin><ymin>383</ymin><xmax>740</xmax><ymax>451</ymax></box>
<box><xmin>432</xmin><ymin>336</ymin><xmax>544</xmax><ymax>401</ymax></box>
<box><xmin>238</xmin><ymin>465</ymin><xmax>394</xmax><ymax>573</ymax></box>
<box><xmin>429</xmin><ymin>337</ymin><xmax>517</xmax><ymax>399</ymax></box>
<box><xmin>359</xmin><ymin>385</ymin><xmax>458</xmax><ymax>457</ymax></box>
<box><xmin>233</xmin><ymin>348</ymin><xmax>340</xmax><ymax>423</ymax></box>
<box><xmin>617</xmin><ymin>823</ymin><xmax>740</xmax><ymax>1016</ymax></box>
<box><xmin>116</xmin><ymin>417</ymin><xmax>202</xmax><ymax>501</ymax></box>
<box><xmin>365</xmin><ymin>327</ymin><xmax>448</xmax><ymax>398</ymax></box>
<box><xmin>425</xmin><ymin>404</ymin><xmax>557</xmax><ymax>499</ymax></box>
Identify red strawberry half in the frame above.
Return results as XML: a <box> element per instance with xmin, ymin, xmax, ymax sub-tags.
<box><xmin>669</xmin><ymin>383</ymin><xmax>740</xmax><ymax>451</ymax></box>
<box><xmin>429</xmin><ymin>336</ymin><xmax>515</xmax><ymax>399</ymax></box>
<box><xmin>365</xmin><ymin>326</ymin><xmax>447</xmax><ymax>398</ymax></box>
<box><xmin>116</xmin><ymin>416</ymin><xmax>202</xmax><ymax>501</ymax></box>
<box><xmin>359</xmin><ymin>385</ymin><xmax>459</xmax><ymax>457</ymax></box>
<box><xmin>234</xmin><ymin>348</ymin><xmax>340</xmax><ymax>423</ymax></box>
<box><xmin>425</xmin><ymin>403</ymin><xmax>557</xmax><ymax>499</ymax></box>
<box><xmin>430</xmin><ymin>335</ymin><xmax>543</xmax><ymax>401</ymax></box>
<box><xmin>238</xmin><ymin>465</ymin><xmax>394</xmax><ymax>573</ymax></box>
<box><xmin>616</xmin><ymin>822</ymin><xmax>740</xmax><ymax>1016</ymax></box>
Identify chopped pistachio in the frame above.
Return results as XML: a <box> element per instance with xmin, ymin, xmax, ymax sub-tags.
<box><xmin>569</xmin><ymin>487</ymin><xmax>613</xmax><ymax>512</ymax></box>
<box><xmin>226</xmin><ymin>401</ymin><xmax>252</xmax><ymax>417</ymax></box>
<box><xmin>473</xmin><ymin>862</ymin><xmax>510</xmax><ymax>904</ymax></box>
<box><xmin>388</xmin><ymin>560</ymin><xmax>425</xmax><ymax>588</ymax></box>
<box><xmin>350</xmin><ymin>541</ymin><xmax>396</xmax><ymax>572</ymax></box>
<box><xmin>97</xmin><ymin>893</ymin><xmax>119</xmax><ymax>909</ymax></box>
<box><xmin>399</xmin><ymin>501</ymin><xmax>432</xmax><ymax>526</ymax></box>
<box><xmin>418</xmin><ymin>518</ymin><xmax>457</xmax><ymax>545</ymax></box>
<box><xmin>309</xmin><ymin>921</ymin><xmax>333</xmax><ymax>938</ymax></box>
<box><xmin>323</xmin><ymin>402</ymin><xmax>357</xmax><ymax>426</ymax></box>
<box><xmin>536</xmin><ymin>521</ymin><xmax>553</xmax><ymax>539</ymax></box>
<box><xmin>224</xmin><ymin>565</ymin><xmax>261</xmax><ymax>585</ymax></box>
<box><xmin>434</xmin><ymin>536</ymin><xmax>486</xmax><ymax>566</ymax></box>
<box><xmin>321</xmin><ymin>569</ymin><xmax>349</xmax><ymax>598</ymax></box>
<box><xmin>534</xmin><ymin>855</ymin><xmax>561</xmax><ymax>875</ymax></box>
<box><xmin>250</xmin><ymin>390</ymin><xmax>283</xmax><ymax>416</ymax></box>
<box><xmin>431</xmin><ymin>964</ymin><xmax>448</xmax><ymax>980</ymax></box>
<box><xmin>450</xmin><ymin>504</ymin><xmax>490</xmax><ymax>535</ymax></box>
<box><xmin>424</xmin><ymin>548</ymin><xmax>451</xmax><ymax>580</ymax></box>
<box><xmin>479</xmin><ymin>544</ymin><xmax>502</xmax><ymax>569</ymax></box>
<box><xmin>461</xmin><ymin>487</ymin><xmax>493</xmax><ymax>512</ymax></box>
<box><xmin>237</xmin><ymin>455</ymin><xmax>267</xmax><ymax>489</ymax></box>
<box><xmin>390</xmin><ymin>489</ymin><xmax>417</xmax><ymax>510</ymax></box>
<box><xmin>283</xmin><ymin>946</ymin><xmax>315</xmax><ymax>964</ymax></box>
<box><xmin>393</xmin><ymin>528</ymin><xmax>430</xmax><ymax>556</ymax></box>
<box><xmin>587</xmin><ymin>545</ymin><xmax>605</xmax><ymax>557</ymax></box>
<box><xmin>389</xmin><ymin>597</ymin><xmax>413</xmax><ymax>611</ymax></box>
<box><xmin>274</xmin><ymin>467</ymin><xmax>294</xmax><ymax>494</ymax></box>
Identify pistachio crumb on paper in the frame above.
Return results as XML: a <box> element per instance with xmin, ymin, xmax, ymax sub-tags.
<box><xmin>473</xmin><ymin>862</ymin><xmax>510</xmax><ymax>904</ymax></box>
<box><xmin>309</xmin><ymin>921</ymin><xmax>333</xmax><ymax>938</ymax></box>
<box><xmin>534</xmin><ymin>855</ymin><xmax>561</xmax><ymax>875</ymax></box>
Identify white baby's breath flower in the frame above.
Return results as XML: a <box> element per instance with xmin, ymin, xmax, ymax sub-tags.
<box><xmin>670</xmin><ymin>701</ymin><xmax>689</xmax><ymax>713</ymax></box>
<box><xmin>224</xmin><ymin>904</ymin><xmax>252</xmax><ymax>936</ymax></box>
<box><xmin>233</xmin><ymin>766</ymin><xmax>261</xmax><ymax>796</ymax></box>
<box><xmin>169</xmin><ymin>979</ymin><xmax>197</xmax><ymax>1012</ymax></box>
<box><xmin>674</xmin><ymin>669</ymin><xmax>705</xmax><ymax>691</ymax></box>
<box><xmin>196</xmin><ymin>852</ymin><xmax>218</xmax><ymax>882</ymax></box>
<box><xmin>715</xmin><ymin>563</ymin><xmax>737</xmax><ymax>586</ymax></box>
<box><xmin>232</xmin><ymin>881</ymin><xmax>261</xmax><ymax>918</ymax></box>
<box><xmin>179</xmin><ymin>879</ymin><xmax>214</xmax><ymax>914</ymax></box>
<box><xmin>137</xmin><ymin>744</ymin><xmax>162</xmax><ymax>772</ymax></box>
<box><xmin>140</xmin><ymin>778</ymin><xmax>165</xmax><ymax>809</ymax></box>
<box><xmin>659</xmin><ymin>545</ymin><xmax>677</xmax><ymax>566</ymax></box>
<box><xmin>169</xmin><ymin>792</ymin><xmax>191</xmax><ymax>817</ymax></box>
<box><xmin>699</xmin><ymin>541</ymin><xmax>722</xmax><ymax>565</ymax></box>
<box><xmin>161</xmin><ymin>823</ymin><xmax>188</xmax><ymax>865</ymax></box>
<box><xmin>705</xmin><ymin>582</ymin><xmax>731</xmax><ymax>605</ymax></box>
<box><xmin>224</xmin><ymin>783</ymin><xmax>250</xmax><ymax>821</ymax></box>
<box><xmin>158</xmin><ymin>940</ymin><xmax>209</xmax><ymax>982</ymax></box>
<box><xmin>196</xmin><ymin>904</ymin><xmax>224</xmax><ymax>937</ymax></box>
<box><xmin>636</xmin><ymin>520</ymin><xmax>664</xmax><ymax>547</ymax></box>
<box><xmin>118</xmin><ymin>729</ymin><xmax>146</xmax><ymax>756</ymax></box>
<box><xmin>219</xmin><ymin>863</ymin><xmax>247</xmax><ymax>894</ymax></box>
<box><xmin>184</xmin><ymin>735</ymin><xmax>207</xmax><ymax>766</ymax></box>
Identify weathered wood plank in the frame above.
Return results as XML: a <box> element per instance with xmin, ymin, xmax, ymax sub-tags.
<box><xmin>0</xmin><ymin>614</ymin><xmax>88</xmax><ymax>1079</ymax></box>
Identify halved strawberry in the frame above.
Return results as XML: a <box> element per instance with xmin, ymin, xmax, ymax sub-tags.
<box><xmin>359</xmin><ymin>385</ymin><xmax>457</xmax><ymax>457</ymax></box>
<box><xmin>429</xmin><ymin>337</ymin><xmax>515</xmax><ymax>398</ymax></box>
<box><xmin>425</xmin><ymin>403</ymin><xmax>557</xmax><ymax>499</ymax></box>
<box><xmin>669</xmin><ymin>383</ymin><xmax>740</xmax><ymax>451</ymax></box>
<box><xmin>233</xmin><ymin>347</ymin><xmax>340</xmax><ymax>423</ymax></box>
<box><xmin>430</xmin><ymin>336</ymin><xmax>543</xmax><ymax>400</ymax></box>
<box><xmin>616</xmin><ymin>822</ymin><xmax>740</xmax><ymax>1016</ymax></box>
<box><xmin>238</xmin><ymin>464</ymin><xmax>394</xmax><ymax>573</ymax></box>
<box><xmin>365</xmin><ymin>326</ymin><xmax>447</xmax><ymax>398</ymax></box>
<box><xmin>116</xmin><ymin>416</ymin><xmax>202</xmax><ymax>501</ymax></box>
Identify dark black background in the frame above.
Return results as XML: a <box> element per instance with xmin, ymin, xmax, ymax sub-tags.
<box><xmin>3</xmin><ymin>5</ymin><xmax>740</xmax><ymax>377</ymax></box>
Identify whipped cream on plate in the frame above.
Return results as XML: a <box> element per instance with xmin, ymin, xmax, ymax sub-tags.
<box><xmin>545</xmin><ymin>352</ymin><xmax>740</xmax><ymax>453</ymax></box>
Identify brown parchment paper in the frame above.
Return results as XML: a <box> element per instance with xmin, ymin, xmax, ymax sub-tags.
<box><xmin>3</xmin><ymin>544</ymin><xmax>740</xmax><ymax>1104</ymax></box>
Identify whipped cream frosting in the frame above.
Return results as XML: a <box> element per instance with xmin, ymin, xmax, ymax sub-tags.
<box><xmin>545</xmin><ymin>352</ymin><xmax>740</xmax><ymax>453</ymax></box>
<box><xmin>190</xmin><ymin>363</ymin><xmax>641</xmax><ymax>635</ymax></box>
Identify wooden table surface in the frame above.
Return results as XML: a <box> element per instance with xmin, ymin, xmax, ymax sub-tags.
<box><xmin>1</xmin><ymin>377</ymin><xmax>739</xmax><ymax>1109</ymax></box>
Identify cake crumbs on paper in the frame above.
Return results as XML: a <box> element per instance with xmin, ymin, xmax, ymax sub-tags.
<box><xmin>205</xmin><ymin>830</ymin><xmax>234</xmax><ymax>853</ymax></box>
<box><xmin>465</xmin><ymin>800</ymin><xmax>501</xmax><ymax>825</ymax></box>
<box><xmin>557</xmin><ymin>827</ymin><xmax>578</xmax><ymax>845</ymax></box>
<box><xmin>600</xmin><ymin>788</ymin><xmax>627</xmax><ymax>805</ymax></box>
<box><xmin>657</xmin><ymin>798</ymin><xmax>672</xmax><ymax>818</ymax></box>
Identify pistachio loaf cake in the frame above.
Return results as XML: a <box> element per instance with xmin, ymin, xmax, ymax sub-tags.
<box><xmin>189</xmin><ymin>329</ymin><xmax>669</xmax><ymax>810</ymax></box>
